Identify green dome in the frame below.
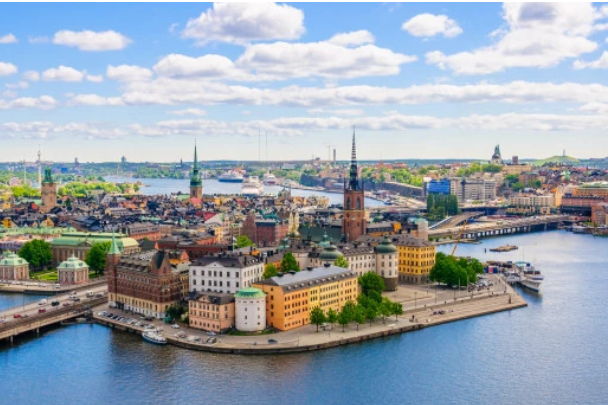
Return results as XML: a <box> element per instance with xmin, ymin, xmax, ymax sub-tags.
<box><xmin>318</xmin><ymin>231</ymin><xmax>331</xmax><ymax>248</ymax></box>
<box><xmin>376</xmin><ymin>235</ymin><xmax>397</xmax><ymax>254</ymax></box>
<box><xmin>235</xmin><ymin>287</ymin><xmax>266</xmax><ymax>299</ymax></box>
<box><xmin>58</xmin><ymin>255</ymin><xmax>88</xmax><ymax>270</ymax></box>
<box><xmin>0</xmin><ymin>253</ymin><xmax>28</xmax><ymax>266</ymax></box>
<box><xmin>319</xmin><ymin>243</ymin><xmax>343</xmax><ymax>261</ymax></box>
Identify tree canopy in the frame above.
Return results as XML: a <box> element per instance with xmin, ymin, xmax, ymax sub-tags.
<box><xmin>262</xmin><ymin>263</ymin><xmax>279</xmax><ymax>280</ymax></box>
<box><xmin>358</xmin><ymin>272</ymin><xmax>386</xmax><ymax>295</ymax></box>
<box><xmin>280</xmin><ymin>251</ymin><xmax>300</xmax><ymax>272</ymax></box>
<box><xmin>236</xmin><ymin>235</ymin><xmax>255</xmax><ymax>248</ymax></box>
<box><xmin>310</xmin><ymin>306</ymin><xmax>327</xmax><ymax>332</ymax></box>
<box><xmin>429</xmin><ymin>252</ymin><xmax>484</xmax><ymax>286</ymax></box>
<box><xmin>18</xmin><ymin>239</ymin><xmax>52</xmax><ymax>270</ymax></box>
<box><xmin>334</xmin><ymin>256</ymin><xmax>349</xmax><ymax>269</ymax></box>
<box><xmin>85</xmin><ymin>241</ymin><xmax>111</xmax><ymax>274</ymax></box>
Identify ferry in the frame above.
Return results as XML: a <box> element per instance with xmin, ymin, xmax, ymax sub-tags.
<box><xmin>263</xmin><ymin>171</ymin><xmax>278</xmax><ymax>185</ymax></box>
<box><xmin>516</xmin><ymin>262</ymin><xmax>544</xmax><ymax>292</ymax></box>
<box><xmin>218</xmin><ymin>171</ymin><xmax>244</xmax><ymax>183</ymax></box>
<box><xmin>242</xmin><ymin>176</ymin><xmax>264</xmax><ymax>196</ymax></box>
<box><xmin>143</xmin><ymin>331</ymin><xmax>167</xmax><ymax>345</ymax></box>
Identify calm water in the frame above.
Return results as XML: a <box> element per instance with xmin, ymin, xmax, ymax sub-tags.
<box><xmin>105</xmin><ymin>176</ymin><xmax>385</xmax><ymax>207</ymax></box>
<box><xmin>2</xmin><ymin>230</ymin><xmax>607</xmax><ymax>405</ymax></box>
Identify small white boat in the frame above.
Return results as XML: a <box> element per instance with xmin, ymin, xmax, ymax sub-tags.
<box><xmin>143</xmin><ymin>331</ymin><xmax>167</xmax><ymax>345</ymax></box>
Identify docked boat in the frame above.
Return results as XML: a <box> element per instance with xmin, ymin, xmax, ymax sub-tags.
<box><xmin>504</xmin><ymin>271</ymin><xmax>523</xmax><ymax>284</ymax></box>
<box><xmin>516</xmin><ymin>262</ymin><xmax>544</xmax><ymax>292</ymax></box>
<box><xmin>242</xmin><ymin>176</ymin><xmax>264</xmax><ymax>196</ymax></box>
<box><xmin>143</xmin><ymin>331</ymin><xmax>167</xmax><ymax>345</ymax></box>
<box><xmin>218</xmin><ymin>170</ymin><xmax>244</xmax><ymax>183</ymax></box>
<box><xmin>263</xmin><ymin>171</ymin><xmax>278</xmax><ymax>185</ymax></box>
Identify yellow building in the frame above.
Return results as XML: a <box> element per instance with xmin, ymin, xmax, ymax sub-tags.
<box><xmin>396</xmin><ymin>240</ymin><xmax>436</xmax><ymax>285</ymax></box>
<box><xmin>253</xmin><ymin>265</ymin><xmax>358</xmax><ymax>331</ymax></box>
<box><xmin>502</xmin><ymin>164</ymin><xmax>533</xmax><ymax>176</ymax></box>
<box><xmin>356</xmin><ymin>234</ymin><xmax>436</xmax><ymax>285</ymax></box>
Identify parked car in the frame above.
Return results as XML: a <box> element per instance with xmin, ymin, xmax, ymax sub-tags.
<box><xmin>268</xmin><ymin>339</ymin><xmax>278</xmax><ymax>344</ymax></box>
<box><xmin>206</xmin><ymin>331</ymin><xmax>216</xmax><ymax>336</ymax></box>
<box><xmin>63</xmin><ymin>302</ymin><xmax>71</xmax><ymax>307</ymax></box>
<box><xmin>38</xmin><ymin>308</ymin><xmax>47</xmax><ymax>313</ymax></box>
<box><xmin>13</xmin><ymin>313</ymin><xmax>21</xmax><ymax>318</ymax></box>
<box><xmin>73</xmin><ymin>297</ymin><xmax>81</xmax><ymax>302</ymax></box>
<box><xmin>171</xmin><ymin>324</ymin><xmax>180</xmax><ymax>329</ymax></box>
<box><xmin>51</xmin><ymin>301</ymin><xmax>60</xmax><ymax>307</ymax></box>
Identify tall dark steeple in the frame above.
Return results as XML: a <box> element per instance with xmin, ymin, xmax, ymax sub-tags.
<box><xmin>189</xmin><ymin>140</ymin><xmax>203</xmax><ymax>203</ymax></box>
<box><xmin>342</xmin><ymin>128</ymin><xmax>366</xmax><ymax>242</ymax></box>
<box><xmin>348</xmin><ymin>127</ymin><xmax>361</xmax><ymax>191</ymax></box>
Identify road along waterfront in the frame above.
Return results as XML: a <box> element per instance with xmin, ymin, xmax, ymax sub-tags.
<box><xmin>2</xmin><ymin>230</ymin><xmax>608</xmax><ymax>405</ymax></box>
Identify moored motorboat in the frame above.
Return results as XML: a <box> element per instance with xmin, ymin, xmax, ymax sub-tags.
<box><xmin>143</xmin><ymin>331</ymin><xmax>167</xmax><ymax>345</ymax></box>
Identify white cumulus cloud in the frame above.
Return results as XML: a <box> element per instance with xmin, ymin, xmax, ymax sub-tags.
<box><xmin>86</xmin><ymin>74</ymin><xmax>104</xmax><ymax>83</ymax></box>
<box><xmin>573</xmin><ymin>51</ymin><xmax>608</xmax><ymax>69</ymax></box>
<box><xmin>402</xmin><ymin>14</ymin><xmax>463</xmax><ymax>38</ymax></box>
<box><xmin>153</xmin><ymin>54</ymin><xmax>244</xmax><ymax>79</ymax></box>
<box><xmin>53</xmin><ymin>30</ymin><xmax>131</xmax><ymax>51</ymax></box>
<box><xmin>167</xmin><ymin>108</ymin><xmax>208</xmax><ymax>116</ymax></box>
<box><xmin>106</xmin><ymin>65</ymin><xmax>152</xmax><ymax>82</ymax></box>
<box><xmin>182</xmin><ymin>2</ymin><xmax>305</xmax><ymax>45</ymax></box>
<box><xmin>42</xmin><ymin>66</ymin><xmax>85</xmax><ymax>82</ymax></box>
<box><xmin>0</xmin><ymin>95</ymin><xmax>57</xmax><ymax>110</ymax></box>
<box><xmin>327</xmin><ymin>30</ymin><xmax>375</xmax><ymax>46</ymax></box>
<box><xmin>426</xmin><ymin>3</ymin><xmax>606</xmax><ymax>74</ymax></box>
<box><xmin>0</xmin><ymin>62</ymin><xmax>18</xmax><ymax>77</ymax></box>
<box><xmin>0</xmin><ymin>33</ymin><xmax>17</xmax><ymax>44</ymax></box>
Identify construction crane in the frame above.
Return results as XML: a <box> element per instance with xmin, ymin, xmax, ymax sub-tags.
<box><xmin>451</xmin><ymin>218</ymin><xmax>469</xmax><ymax>256</ymax></box>
<box><xmin>324</xmin><ymin>144</ymin><xmax>336</xmax><ymax>162</ymax></box>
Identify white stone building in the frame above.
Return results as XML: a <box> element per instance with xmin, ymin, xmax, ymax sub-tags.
<box><xmin>189</xmin><ymin>254</ymin><xmax>264</xmax><ymax>294</ymax></box>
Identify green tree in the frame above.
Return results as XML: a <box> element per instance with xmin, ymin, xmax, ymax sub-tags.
<box><xmin>512</xmin><ymin>182</ymin><xmax>525</xmax><ymax>192</ymax></box>
<box><xmin>327</xmin><ymin>308</ymin><xmax>338</xmax><ymax>326</ymax></box>
<box><xmin>365</xmin><ymin>301</ymin><xmax>378</xmax><ymax>326</ymax></box>
<box><xmin>379</xmin><ymin>297</ymin><xmax>394</xmax><ymax>324</ymax></box>
<box><xmin>310</xmin><ymin>306</ymin><xmax>327</xmax><ymax>332</ymax></box>
<box><xmin>353</xmin><ymin>304</ymin><xmax>366</xmax><ymax>331</ymax></box>
<box><xmin>337</xmin><ymin>307</ymin><xmax>351</xmax><ymax>332</ymax></box>
<box><xmin>18</xmin><ymin>239</ymin><xmax>52</xmax><ymax>271</ymax></box>
<box><xmin>85</xmin><ymin>241</ymin><xmax>111</xmax><ymax>275</ymax></box>
<box><xmin>236</xmin><ymin>235</ymin><xmax>255</xmax><ymax>248</ymax></box>
<box><xmin>358</xmin><ymin>272</ymin><xmax>386</xmax><ymax>295</ymax></box>
<box><xmin>334</xmin><ymin>256</ymin><xmax>349</xmax><ymax>269</ymax></box>
<box><xmin>166</xmin><ymin>304</ymin><xmax>187</xmax><ymax>321</ymax></box>
<box><xmin>280</xmin><ymin>251</ymin><xmax>300</xmax><ymax>272</ymax></box>
<box><xmin>392</xmin><ymin>302</ymin><xmax>403</xmax><ymax>322</ymax></box>
<box><xmin>262</xmin><ymin>263</ymin><xmax>279</xmax><ymax>279</ymax></box>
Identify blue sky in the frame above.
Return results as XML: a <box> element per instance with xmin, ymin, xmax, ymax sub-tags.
<box><xmin>1</xmin><ymin>2</ymin><xmax>608</xmax><ymax>162</ymax></box>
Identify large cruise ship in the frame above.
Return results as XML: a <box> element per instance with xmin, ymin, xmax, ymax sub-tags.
<box><xmin>218</xmin><ymin>170</ymin><xmax>244</xmax><ymax>183</ymax></box>
<box><xmin>263</xmin><ymin>171</ymin><xmax>278</xmax><ymax>185</ymax></box>
<box><xmin>241</xmin><ymin>176</ymin><xmax>264</xmax><ymax>196</ymax></box>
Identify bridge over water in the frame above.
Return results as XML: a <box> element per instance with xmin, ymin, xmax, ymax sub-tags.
<box><xmin>428</xmin><ymin>215</ymin><xmax>569</xmax><ymax>240</ymax></box>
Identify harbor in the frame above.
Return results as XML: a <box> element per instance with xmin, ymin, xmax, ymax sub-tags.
<box><xmin>2</xmin><ymin>231</ymin><xmax>605</xmax><ymax>405</ymax></box>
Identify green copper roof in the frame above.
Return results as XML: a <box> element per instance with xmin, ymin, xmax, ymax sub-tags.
<box><xmin>190</xmin><ymin>142</ymin><xmax>202</xmax><ymax>187</ymax></box>
<box><xmin>108</xmin><ymin>232</ymin><xmax>122</xmax><ymax>255</ymax></box>
<box><xmin>0</xmin><ymin>253</ymin><xmax>28</xmax><ymax>266</ymax></box>
<box><xmin>319</xmin><ymin>242</ymin><xmax>344</xmax><ymax>261</ymax></box>
<box><xmin>235</xmin><ymin>287</ymin><xmax>266</xmax><ymax>299</ymax></box>
<box><xmin>318</xmin><ymin>231</ymin><xmax>331</xmax><ymax>248</ymax></box>
<box><xmin>376</xmin><ymin>235</ymin><xmax>398</xmax><ymax>254</ymax></box>
<box><xmin>50</xmin><ymin>232</ymin><xmax>138</xmax><ymax>248</ymax></box>
<box><xmin>58</xmin><ymin>255</ymin><xmax>88</xmax><ymax>270</ymax></box>
<box><xmin>42</xmin><ymin>167</ymin><xmax>53</xmax><ymax>184</ymax></box>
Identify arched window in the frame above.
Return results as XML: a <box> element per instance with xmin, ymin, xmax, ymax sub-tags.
<box><xmin>356</xmin><ymin>198</ymin><xmax>361</xmax><ymax>210</ymax></box>
<box><xmin>346</xmin><ymin>198</ymin><xmax>351</xmax><ymax>210</ymax></box>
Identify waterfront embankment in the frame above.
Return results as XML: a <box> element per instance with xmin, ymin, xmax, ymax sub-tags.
<box><xmin>93</xmin><ymin>291</ymin><xmax>526</xmax><ymax>355</ymax></box>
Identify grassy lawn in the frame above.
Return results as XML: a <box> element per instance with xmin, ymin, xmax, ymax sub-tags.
<box><xmin>31</xmin><ymin>270</ymin><xmax>58</xmax><ymax>281</ymax></box>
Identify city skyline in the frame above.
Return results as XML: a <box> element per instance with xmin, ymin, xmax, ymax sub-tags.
<box><xmin>2</xmin><ymin>2</ymin><xmax>608</xmax><ymax>161</ymax></box>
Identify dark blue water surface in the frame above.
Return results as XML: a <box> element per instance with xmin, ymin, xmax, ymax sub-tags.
<box><xmin>2</xmin><ymin>231</ymin><xmax>607</xmax><ymax>405</ymax></box>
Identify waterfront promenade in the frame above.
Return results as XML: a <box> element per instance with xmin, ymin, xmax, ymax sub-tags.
<box><xmin>0</xmin><ymin>277</ymin><xmax>107</xmax><ymax>295</ymax></box>
<box><xmin>93</xmin><ymin>275</ymin><xmax>526</xmax><ymax>355</ymax></box>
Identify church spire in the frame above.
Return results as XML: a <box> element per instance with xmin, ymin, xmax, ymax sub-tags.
<box><xmin>348</xmin><ymin>127</ymin><xmax>360</xmax><ymax>190</ymax></box>
<box><xmin>108</xmin><ymin>232</ymin><xmax>122</xmax><ymax>255</ymax></box>
<box><xmin>193</xmin><ymin>139</ymin><xmax>198</xmax><ymax>170</ymax></box>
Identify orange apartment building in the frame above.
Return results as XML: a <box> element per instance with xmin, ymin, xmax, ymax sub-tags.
<box><xmin>253</xmin><ymin>264</ymin><xmax>358</xmax><ymax>331</ymax></box>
